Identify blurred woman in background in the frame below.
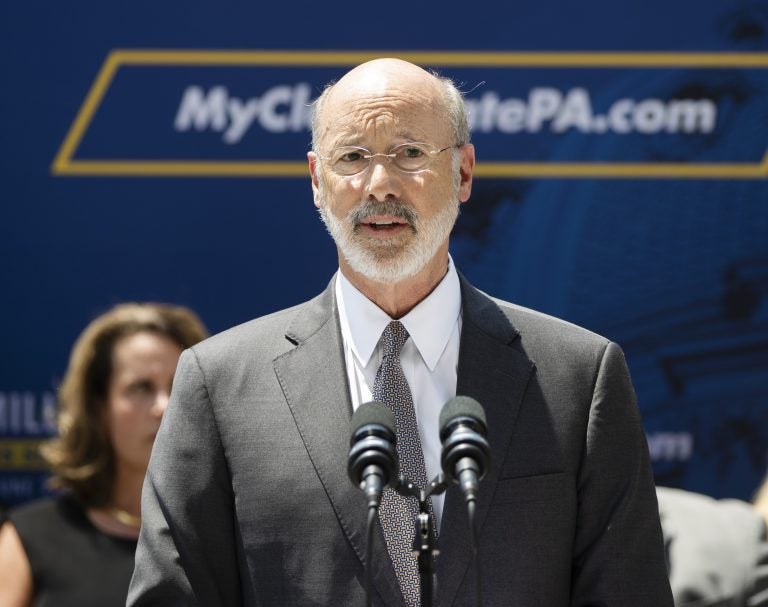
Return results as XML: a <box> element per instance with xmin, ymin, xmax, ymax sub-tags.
<box><xmin>0</xmin><ymin>303</ymin><xmax>207</xmax><ymax>606</ymax></box>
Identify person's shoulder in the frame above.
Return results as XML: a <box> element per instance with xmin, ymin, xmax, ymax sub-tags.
<box><xmin>461</xmin><ymin>275</ymin><xmax>609</xmax><ymax>345</ymax></box>
<box><xmin>187</xmin><ymin>287</ymin><xmax>333</xmax><ymax>367</ymax></box>
<box><xmin>499</xmin><ymin>297</ymin><xmax>607</xmax><ymax>343</ymax></box>
<box><xmin>657</xmin><ymin>486</ymin><xmax>767</xmax><ymax>558</ymax></box>
<box><xmin>657</xmin><ymin>486</ymin><xmax>764</xmax><ymax>530</ymax></box>
<box><xmin>8</xmin><ymin>495</ymin><xmax>81</xmax><ymax>533</ymax></box>
<box><xmin>463</xmin><ymin>281</ymin><xmax>612</xmax><ymax>364</ymax></box>
<box><xmin>8</xmin><ymin>496</ymin><xmax>59</xmax><ymax>522</ymax></box>
<box><xmin>657</xmin><ymin>486</ymin><xmax>768</xmax><ymax>604</ymax></box>
<box><xmin>199</xmin><ymin>302</ymin><xmax>307</xmax><ymax>349</ymax></box>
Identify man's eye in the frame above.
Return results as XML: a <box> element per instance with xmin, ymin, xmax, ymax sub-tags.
<box><xmin>339</xmin><ymin>151</ymin><xmax>364</xmax><ymax>162</ymax></box>
<box><xmin>401</xmin><ymin>146</ymin><xmax>425</xmax><ymax>159</ymax></box>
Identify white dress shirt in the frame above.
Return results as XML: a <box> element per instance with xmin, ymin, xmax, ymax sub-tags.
<box><xmin>335</xmin><ymin>257</ymin><xmax>462</xmax><ymax>527</ymax></box>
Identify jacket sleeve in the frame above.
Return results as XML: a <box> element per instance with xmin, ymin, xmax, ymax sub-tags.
<box><xmin>570</xmin><ymin>341</ymin><xmax>674</xmax><ymax>607</ymax></box>
<box><xmin>127</xmin><ymin>347</ymin><xmax>243</xmax><ymax>606</ymax></box>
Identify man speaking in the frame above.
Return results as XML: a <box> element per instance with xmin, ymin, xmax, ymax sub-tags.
<box><xmin>128</xmin><ymin>58</ymin><xmax>673</xmax><ymax>606</ymax></box>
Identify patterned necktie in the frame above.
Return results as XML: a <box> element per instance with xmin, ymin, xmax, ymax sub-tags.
<box><xmin>374</xmin><ymin>321</ymin><xmax>433</xmax><ymax>607</ymax></box>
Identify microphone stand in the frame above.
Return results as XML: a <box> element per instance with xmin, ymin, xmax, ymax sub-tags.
<box><xmin>395</xmin><ymin>473</ymin><xmax>450</xmax><ymax>607</ymax></box>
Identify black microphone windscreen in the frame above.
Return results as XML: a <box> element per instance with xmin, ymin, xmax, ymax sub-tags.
<box><xmin>351</xmin><ymin>401</ymin><xmax>395</xmax><ymax>434</ymax></box>
<box><xmin>439</xmin><ymin>396</ymin><xmax>486</xmax><ymax>435</ymax></box>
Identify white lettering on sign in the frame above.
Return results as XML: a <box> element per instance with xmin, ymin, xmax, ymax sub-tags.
<box><xmin>0</xmin><ymin>392</ymin><xmax>57</xmax><ymax>436</ymax></box>
<box><xmin>647</xmin><ymin>432</ymin><xmax>694</xmax><ymax>462</ymax></box>
<box><xmin>174</xmin><ymin>84</ymin><xmax>313</xmax><ymax>143</ymax></box>
<box><xmin>466</xmin><ymin>88</ymin><xmax>716</xmax><ymax>135</ymax></box>
<box><xmin>173</xmin><ymin>84</ymin><xmax>717</xmax><ymax>143</ymax></box>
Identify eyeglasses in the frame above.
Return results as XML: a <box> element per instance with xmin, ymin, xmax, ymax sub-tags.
<box><xmin>320</xmin><ymin>142</ymin><xmax>456</xmax><ymax>176</ymax></box>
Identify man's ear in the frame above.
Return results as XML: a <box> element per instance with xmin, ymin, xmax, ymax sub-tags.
<box><xmin>308</xmin><ymin>152</ymin><xmax>322</xmax><ymax>209</ymax></box>
<box><xmin>458</xmin><ymin>144</ymin><xmax>475</xmax><ymax>204</ymax></box>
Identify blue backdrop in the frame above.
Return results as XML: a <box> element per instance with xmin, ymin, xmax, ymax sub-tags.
<box><xmin>1</xmin><ymin>0</ymin><xmax>767</xmax><ymax>507</ymax></box>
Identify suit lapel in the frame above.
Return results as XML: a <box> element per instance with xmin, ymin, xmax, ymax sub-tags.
<box><xmin>272</xmin><ymin>275</ymin><xmax>534</xmax><ymax>606</ymax></box>
<box><xmin>436</xmin><ymin>276</ymin><xmax>535</xmax><ymax>607</ymax></box>
<box><xmin>273</xmin><ymin>277</ymin><xmax>403</xmax><ymax>607</ymax></box>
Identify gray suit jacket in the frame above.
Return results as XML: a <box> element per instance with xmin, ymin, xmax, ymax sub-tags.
<box><xmin>657</xmin><ymin>487</ymin><xmax>768</xmax><ymax>607</ymax></box>
<box><xmin>128</xmin><ymin>274</ymin><xmax>673</xmax><ymax>606</ymax></box>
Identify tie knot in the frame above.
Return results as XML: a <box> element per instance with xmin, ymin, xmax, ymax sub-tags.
<box><xmin>380</xmin><ymin>321</ymin><xmax>409</xmax><ymax>357</ymax></box>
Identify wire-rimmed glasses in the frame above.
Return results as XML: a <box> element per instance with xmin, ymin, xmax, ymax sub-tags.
<box><xmin>320</xmin><ymin>142</ymin><xmax>456</xmax><ymax>176</ymax></box>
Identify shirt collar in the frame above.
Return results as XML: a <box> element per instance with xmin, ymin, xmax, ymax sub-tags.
<box><xmin>336</xmin><ymin>256</ymin><xmax>462</xmax><ymax>371</ymax></box>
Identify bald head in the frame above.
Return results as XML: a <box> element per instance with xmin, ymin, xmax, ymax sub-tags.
<box><xmin>310</xmin><ymin>58</ymin><xmax>469</xmax><ymax>153</ymax></box>
<box><xmin>327</xmin><ymin>58</ymin><xmax>444</xmax><ymax>105</ymax></box>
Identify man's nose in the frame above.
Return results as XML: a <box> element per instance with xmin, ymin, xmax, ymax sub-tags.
<box><xmin>363</xmin><ymin>157</ymin><xmax>402</xmax><ymax>201</ymax></box>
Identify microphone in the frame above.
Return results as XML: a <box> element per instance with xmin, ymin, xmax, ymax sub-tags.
<box><xmin>348</xmin><ymin>402</ymin><xmax>398</xmax><ymax>508</ymax></box>
<box><xmin>439</xmin><ymin>396</ymin><xmax>491</xmax><ymax>503</ymax></box>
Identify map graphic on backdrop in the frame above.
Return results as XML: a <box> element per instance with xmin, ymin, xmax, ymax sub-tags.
<box><xmin>2</xmin><ymin>0</ymin><xmax>767</xmax><ymax>509</ymax></box>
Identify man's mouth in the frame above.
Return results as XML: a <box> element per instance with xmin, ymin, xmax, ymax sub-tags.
<box><xmin>347</xmin><ymin>201</ymin><xmax>418</xmax><ymax>239</ymax></box>
<box><xmin>359</xmin><ymin>215</ymin><xmax>410</xmax><ymax>232</ymax></box>
<box><xmin>366</xmin><ymin>220</ymin><xmax>405</xmax><ymax>230</ymax></box>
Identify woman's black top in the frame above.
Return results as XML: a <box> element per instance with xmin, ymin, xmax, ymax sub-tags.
<box><xmin>8</xmin><ymin>496</ymin><xmax>137</xmax><ymax>607</ymax></box>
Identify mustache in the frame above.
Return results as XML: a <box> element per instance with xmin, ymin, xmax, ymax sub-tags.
<box><xmin>348</xmin><ymin>199</ymin><xmax>417</xmax><ymax>226</ymax></box>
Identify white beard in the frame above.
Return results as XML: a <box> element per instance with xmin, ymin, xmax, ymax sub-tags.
<box><xmin>317</xmin><ymin>180</ymin><xmax>460</xmax><ymax>283</ymax></box>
